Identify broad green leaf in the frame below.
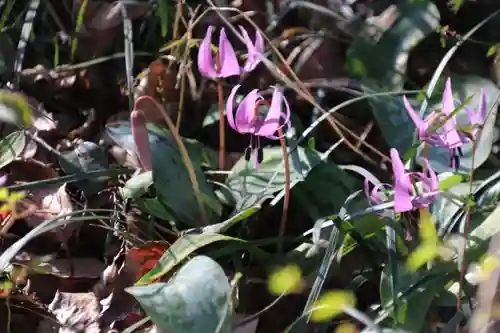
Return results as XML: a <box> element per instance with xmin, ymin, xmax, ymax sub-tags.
<box><xmin>0</xmin><ymin>90</ymin><xmax>33</xmax><ymax>126</ymax></box>
<box><xmin>224</xmin><ymin>146</ymin><xmax>356</xmax><ymax>216</ymax></box>
<box><xmin>137</xmin><ymin>197</ymin><xmax>175</xmax><ymax>221</ymax></box>
<box><xmin>379</xmin><ymin>266</ymin><xmax>449</xmax><ymax>332</ymax></box>
<box><xmin>196</xmin><ymin>205</ymin><xmax>261</xmax><ymax>234</ymax></box>
<box><xmin>59</xmin><ymin>141</ymin><xmax>108</xmax><ymax>195</ymax></box>
<box><xmin>470</xmin><ymin>204</ymin><xmax>500</xmax><ymax>244</ymax></box>
<box><xmin>106</xmin><ymin>121</ymin><xmax>221</xmax><ymax>226</ymax></box>
<box><xmin>137</xmin><ymin>233</ymin><xmax>241</xmax><ymax>285</ymax></box>
<box><xmin>0</xmin><ymin>131</ymin><xmax>25</xmax><ymax>169</ymax></box>
<box><xmin>127</xmin><ymin>255</ymin><xmax>232</xmax><ymax>333</ymax></box>
<box><xmin>346</xmin><ymin>1</ymin><xmax>440</xmax><ymax>90</ymax></box>
<box><xmin>121</xmin><ymin>171</ymin><xmax>153</xmax><ymax>200</ymax></box>
<box><xmin>157</xmin><ymin>0</ymin><xmax>170</xmax><ymax>38</ymax></box>
<box><xmin>0</xmin><ymin>34</ymin><xmax>14</xmax><ymax>78</ymax></box>
<box><xmin>345</xmin><ymin>1</ymin><xmax>443</xmax><ymax>158</ymax></box>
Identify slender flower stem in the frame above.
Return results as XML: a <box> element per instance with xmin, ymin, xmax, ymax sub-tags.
<box><xmin>217</xmin><ymin>78</ymin><xmax>226</xmax><ymax>170</ymax></box>
<box><xmin>457</xmin><ymin>140</ymin><xmax>476</xmax><ymax>318</ymax></box>
<box><xmin>277</xmin><ymin>127</ymin><xmax>290</xmax><ymax>255</ymax></box>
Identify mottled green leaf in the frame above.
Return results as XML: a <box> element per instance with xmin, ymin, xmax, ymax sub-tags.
<box><xmin>127</xmin><ymin>255</ymin><xmax>232</xmax><ymax>333</ymax></box>
<box><xmin>0</xmin><ymin>131</ymin><xmax>25</xmax><ymax>169</ymax></box>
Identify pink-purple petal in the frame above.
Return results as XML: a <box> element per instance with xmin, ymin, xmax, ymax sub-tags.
<box><xmin>234</xmin><ymin>89</ymin><xmax>260</xmax><ymax>133</ymax></box>
<box><xmin>390</xmin><ymin>148</ymin><xmax>414</xmax><ymax>213</ymax></box>
<box><xmin>197</xmin><ymin>25</ymin><xmax>218</xmax><ymax>78</ymax></box>
<box><xmin>442</xmin><ymin>78</ymin><xmax>455</xmax><ymax>116</ymax></box>
<box><xmin>403</xmin><ymin>95</ymin><xmax>426</xmax><ymax>135</ymax></box>
<box><xmin>226</xmin><ymin>85</ymin><xmax>242</xmax><ymax>131</ymax></box>
<box><xmin>239</xmin><ymin>26</ymin><xmax>264</xmax><ymax>72</ymax></box>
<box><xmin>0</xmin><ymin>174</ymin><xmax>7</xmax><ymax>187</ymax></box>
<box><xmin>218</xmin><ymin>28</ymin><xmax>241</xmax><ymax>78</ymax></box>
<box><xmin>254</xmin><ymin>87</ymin><xmax>283</xmax><ymax>136</ymax></box>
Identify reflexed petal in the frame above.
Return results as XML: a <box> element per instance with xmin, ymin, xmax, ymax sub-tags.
<box><xmin>370</xmin><ymin>183</ymin><xmax>392</xmax><ymax>205</ymax></box>
<box><xmin>363</xmin><ymin>178</ymin><xmax>372</xmax><ymax>203</ymax></box>
<box><xmin>390</xmin><ymin>148</ymin><xmax>413</xmax><ymax>213</ymax></box>
<box><xmin>240</xmin><ymin>26</ymin><xmax>264</xmax><ymax>72</ymax></box>
<box><xmin>234</xmin><ymin>89</ymin><xmax>260</xmax><ymax>133</ymax></box>
<box><xmin>403</xmin><ymin>95</ymin><xmax>427</xmax><ymax>138</ymax></box>
<box><xmin>218</xmin><ymin>28</ymin><xmax>241</xmax><ymax>77</ymax></box>
<box><xmin>442</xmin><ymin>78</ymin><xmax>455</xmax><ymax>116</ymax></box>
<box><xmin>226</xmin><ymin>85</ymin><xmax>241</xmax><ymax>131</ymax></box>
<box><xmin>0</xmin><ymin>174</ymin><xmax>6</xmax><ymax>187</ymax></box>
<box><xmin>255</xmin><ymin>87</ymin><xmax>283</xmax><ymax>136</ymax></box>
<box><xmin>197</xmin><ymin>25</ymin><xmax>218</xmax><ymax>78</ymax></box>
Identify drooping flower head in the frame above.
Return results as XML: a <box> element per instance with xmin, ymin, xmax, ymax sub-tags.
<box><xmin>364</xmin><ymin>148</ymin><xmax>438</xmax><ymax>213</ymax></box>
<box><xmin>197</xmin><ymin>25</ymin><xmax>264</xmax><ymax>79</ymax></box>
<box><xmin>459</xmin><ymin>88</ymin><xmax>487</xmax><ymax>143</ymax></box>
<box><xmin>226</xmin><ymin>85</ymin><xmax>291</xmax><ymax>167</ymax></box>
<box><xmin>238</xmin><ymin>26</ymin><xmax>264</xmax><ymax>73</ymax></box>
<box><xmin>403</xmin><ymin>78</ymin><xmax>463</xmax><ymax>168</ymax></box>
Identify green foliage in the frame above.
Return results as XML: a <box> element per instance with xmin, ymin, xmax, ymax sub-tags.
<box><xmin>127</xmin><ymin>256</ymin><xmax>233</xmax><ymax>333</ymax></box>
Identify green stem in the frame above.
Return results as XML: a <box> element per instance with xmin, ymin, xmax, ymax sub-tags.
<box><xmin>457</xmin><ymin>140</ymin><xmax>476</xmax><ymax>316</ymax></box>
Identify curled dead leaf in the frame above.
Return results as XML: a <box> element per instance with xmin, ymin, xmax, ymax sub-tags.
<box><xmin>48</xmin><ymin>291</ymin><xmax>101</xmax><ymax>333</ymax></box>
<box><xmin>22</xmin><ymin>184</ymin><xmax>75</xmax><ymax>243</ymax></box>
<box><xmin>8</xmin><ymin>159</ymin><xmax>75</xmax><ymax>242</ymax></box>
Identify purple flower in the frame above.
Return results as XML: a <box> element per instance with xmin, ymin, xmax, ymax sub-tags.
<box><xmin>226</xmin><ymin>85</ymin><xmax>291</xmax><ymax>167</ymax></box>
<box><xmin>403</xmin><ymin>78</ymin><xmax>487</xmax><ymax>169</ymax></box>
<box><xmin>365</xmin><ymin>148</ymin><xmax>438</xmax><ymax>213</ymax></box>
<box><xmin>239</xmin><ymin>26</ymin><xmax>264</xmax><ymax>72</ymax></box>
<box><xmin>198</xmin><ymin>25</ymin><xmax>240</xmax><ymax>79</ymax></box>
<box><xmin>460</xmin><ymin>88</ymin><xmax>487</xmax><ymax>143</ymax></box>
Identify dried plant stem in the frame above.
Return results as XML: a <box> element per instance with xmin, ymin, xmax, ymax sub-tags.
<box><xmin>457</xmin><ymin>140</ymin><xmax>476</xmax><ymax>316</ymax></box>
<box><xmin>217</xmin><ymin>78</ymin><xmax>226</xmax><ymax>170</ymax></box>
<box><xmin>277</xmin><ymin>127</ymin><xmax>290</xmax><ymax>255</ymax></box>
<box><xmin>134</xmin><ymin>95</ymin><xmax>207</xmax><ymax>225</ymax></box>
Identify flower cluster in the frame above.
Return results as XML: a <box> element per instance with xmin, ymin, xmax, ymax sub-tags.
<box><xmin>404</xmin><ymin>78</ymin><xmax>486</xmax><ymax>170</ymax></box>
<box><xmin>365</xmin><ymin>78</ymin><xmax>486</xmax><ymax>213</ymax></box>
<box><xmin>197</xmin><ymin>25</ymin><xmax>264</xmax><ymax>79</ymax></box>
<box><xmin>197</xmin><ymin>25</ymin><xmax>291</xmax><ymax>168</ymax></box>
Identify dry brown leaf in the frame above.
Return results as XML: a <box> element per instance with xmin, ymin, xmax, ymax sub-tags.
<box><xmin>9</xmin><ymin>160</ymin><xmax>76</xmax><ymax>241</ymax></box>
<box><xmin>48</xmin><ymin>291</ymin><xmax>101</xmax><ymax>333</ymax></box>
<box><xmin>34</xmin><ymin>258</ymin><xmax>106</xmax><ymax>279</ymax></box>
<box><xmin>22</xmin><ymin>183</ymin><xmax>75</xmax><ymax>242</ymax></box>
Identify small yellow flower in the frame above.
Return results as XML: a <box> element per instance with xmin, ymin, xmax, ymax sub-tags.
<box><xmin>336</xmin><ymin>323</ymin><xmax>358</xmax><ymax>333</ymax></box>
<box><xmin>479</xmin><ymin>254</ymin><xmax>500</xmax><ymax>280</ymax></box>
<box><xmin>0</xmin><ymin>187</ymin><xmax>25</xmax><ymax>215</ymax></box>
<box><xmin>310</xmin><ymin>290</ymin><xmax>356</xmax><ymax>322</ymax></box>
<box><xmin>267</xmin><ymin>264</ymin><xmax>304</xmax><ymax>296</ymax></box>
